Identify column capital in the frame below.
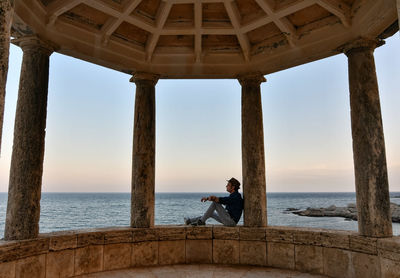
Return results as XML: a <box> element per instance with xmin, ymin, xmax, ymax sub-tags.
<box><xmin>339</xmin><ymin>37</ymin><xmax>385</xmax><ymax>56</ymax></box>
<box><xmin>0</xmin><ymin>0</ymin><xmax>13</xmax><ymax>11</ymax></box>
<box><xmin>12</xmin><ymin>35</ymin><xmax>56</xmax><ymax>56</ymax></box>
<box><xmin>130</xmin><ymin>72</ymin><xmax>159</xmax><ymax>86</ymax></box>
<box><xmin>237</xmin><ymin>72</ymin><xmax>266</xmax><ymax>86</ymax></box>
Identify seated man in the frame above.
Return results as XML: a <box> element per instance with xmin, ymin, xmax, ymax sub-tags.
<box><xmin>185</xmin><ymin>178</ymin><xmax>244</xmax><ymax>226</ymax></box>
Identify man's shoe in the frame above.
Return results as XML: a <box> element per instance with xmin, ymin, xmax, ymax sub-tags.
<box><xmin>191</xmin><ymin>218</ymin><xmax>205</xmax><ymax>226</ymax></box>
<box><xmin>184</xmin><ymin>217</ymin><xmax>191</xmax><ymax>225</ymax></box>
<box><xmin>184</xmin><ymin>217</ymin><xmax>199</xmax><ymax>225</ymax></box>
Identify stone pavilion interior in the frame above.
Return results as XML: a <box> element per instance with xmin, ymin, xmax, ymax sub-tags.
<box><xmin>0</xmin><ymin>0</ymin><xmax>400</xmax><ymax>277</ymax></box>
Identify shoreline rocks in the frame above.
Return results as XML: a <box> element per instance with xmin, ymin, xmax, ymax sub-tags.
<box><xmin>290</xmin><ymin>202</ymin><xmax>400</xmax><ymax>223</ymax></box>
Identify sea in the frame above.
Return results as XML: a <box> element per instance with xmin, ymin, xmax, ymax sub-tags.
<box><xmin>0</xmin><ymin>192</ymin><xmax>399</xmax><ymax>237</ymax></box>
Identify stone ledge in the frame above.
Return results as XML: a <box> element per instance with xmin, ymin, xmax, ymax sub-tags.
<box><xmin>240</xmin><ymin>240</ymin><xmax>267</xmax><ymax>266</ymax></box>
<box><xmin>103</xmin><ymin>228</ymin><xmax>133</xmax><ymax>244</ymax></box>
<box><xmin>103</xmin><ymin>243</ymin><xmax>131</xmax><ymax>270</ymax></box>
<box><xmin>0</xmin><ymin>226</ymin><xmax>399</xmax><ymax>278</ymax></box>
<box><xmin>76</xmin><ymin>230</ymin><xmax>105</xmax><ymax>247</ymax></box>
<box><xmin>132</xmin><ymin>228</ymin><xmax>158</xmax><ymax>242</ymax></box>
<box><xmin>157</xmin><ymin>226</ymin><xmax>186</xmax><ymax>240</ymax></box>
<box><xmin>323</xmin><ymin>247</ymin><xmax>352</xmax><ymax>278</ymax></box>
<box><xmin>293</xmin><ymin>229</ymin><xmax>323</xmax><ymax>246</ymax></box>
<box><xmin>0</xmin><ymin>241</ymin><xmax>21</xmax><ymax>263</ymax></box>
<box><xmin>265</xmin><ymin>226</ymin><xmax>294</xmax><ymax>243</ymax></box>
<box><xmin>46</xmin><ymin>249</ymin><xmax>74</xmax><ymax>277</ymax></box>
<box><xmin>239</xmin><ymin>227</ymin><xmax>266</xmax><ymax>241</ymax></box>
<box><xmin>159</xmin><ymin>240</ymin><xmax>185</xmax><ymax>265</ymax></box>
<box><xmin>47</xmin><ymin>232</ymin><xmax>77</xmax><ymax>251</ymax></box>
<box><xmin>378</xmin><ymin>236</ymin><xmax>400</xmax><ymax>262</ymax></box>
<box><xmin>213</xmin><ymin>226</ymin><xmax>240</xmax><ymax>240</ymax></box>
<box><xmin>295</xmin><ymin>245</ymin><xmax>323</xmax><ymax>274</ymax></box>
<box><xmin>0</xmin><ymin>238</ymin><xmax>49</xmax><ymax>263</ymax></box>
<box><xmin>378</xmin><ymin>237</ymin><xmax>400</xmax><ymax>255</ymax></box>
<box><xmin>320</xmin><ymin>230</ymin><xmax>351</xmax><ymax>250</ymax></box>
<box><xmin>349</xmin><ymin>235</ymin><xmax>378</xmax><ymax>255</ymax></box>
<box><xmin>268</xmin><ymin>242</ymin><xmax>295</xmax><ymax>269</ymax></box>
<box><xmin>213</xmin><ymin>239</ymin><xmax>240</xmax><ymax>264</ymax></box>
<box><xmin>74</xmin><ymin>245</ymin><xmax>103</xmax><ymax>276</ymax></box>
<box><xmin>185</xmin><ymin>226</ymin><xmax>212</xmax><ymax>239</ymax></box>
<box><xmin>186</xmin><ymin>240</ymin><xmax>212</xmax><ymax>263</ymax></box>
<box><xmin>131</xmin><ymin>241</ymin><xmax>158</xmax><ymax>266</ymax></box>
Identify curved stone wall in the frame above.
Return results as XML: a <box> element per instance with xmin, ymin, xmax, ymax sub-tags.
<box><xmin>0</xmin><ymin>226</ymin><xmax>399</xmax><ymax>278</ymax></box>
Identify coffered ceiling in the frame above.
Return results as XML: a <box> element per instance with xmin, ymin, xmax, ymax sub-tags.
<box><xmin>12</xmin><ymin>0</ymin><xmax>398</xmax><ymax>78</ymax></box>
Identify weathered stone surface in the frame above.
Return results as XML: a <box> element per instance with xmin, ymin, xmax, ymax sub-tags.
<box><xmin>15</xmin><ymin>238</ymin><xmax>49</xmax><ymax>260</ymax></box>
<box><xmin>5</xmin><ymin>36</ymin><xmax>53</xmax><ymax>240</ymax></box>
<box><xmin>323</xmin><ymin>247</ymin><xmax>352</xmax><ymax>278</ymax></box>
<box><xmin>132</xmin><ymin>241</ymin><xmax>158</xmax><ymax>266</ymax></box>
<box><xmin>378</xmin><ymin>248</ymin><xmax>400</xmax><ymax>262</ymax></box>
<box><xmin>15</xmin><ymin>254</ymin><xmax>45</xmax><ymax>278</ymax></box>
<box><xmin>239</xmin><ymin>73</ymin><xmax>267</xmax><ymax>227</ymax></box>
<box><xmin>104</xmin><ymin>243</ymin><xmax>131</xmax><ymax>271</ymax></box>
<box><xmin>267</xmin><ymin>242</ymin><xmax>294</xmax><ymax>269</ymax></box>
<box><xmin>132</xmin><ymin>228</ymin><xmax>158</xmax><ymax>242</ymax></box>
<box><xmin>378</xmin><ymin>237</ymin><xmax>400</xmax><ymax>261</ymax></box>
<box><xmin>0</xmin><ymin>241</ymin><xmax>20</xmax><ymax>262</ymax></box>
<box><xmin>49</xmin><ymin>233</ymin><xmax>77</xmax><ymax>251</ymax></box>
<box><xmin>265</xmin><ymin>227</ymin><xmax>293</xmax><ymax>243</ymax></box>
<box><xmin>104</xmin><ymin>229</ymin><xmax>132</xmax><ymax>244</ymax></box>
<box><xmin>293</xmin><ymin>229</ymin><xmax>322</xmax><ymax>246</ymax></box>
<box><xmin>77</xmin><ymin>232</ymin><xmax>104</xmax><ymax>247</ymax></box>
<box><xmin>295</xmin><ymin>245</ymin><xmax>323</xmax><ymax>274</ymax></box>
<box><xmin>378</xmin><ymin>237</ymin><xmax>400</xmax><ymax>253</ymax></box>
<box><xmin>159</xmin><ymin>240</ymin><xmax>185</xmax><ymax>265</ymax></box>
<box><xmin>240</xmin><ymin>240</ymin><xmax>266</xmax><ymax>266</ymax></box>
<box><xmin>0</xmin><ymin>0</ymin><xmax>13</xmax><ymax>154</ymax></box>
<box><xmin>213</xmin><ymin>226</ymin><xmax>239</xmax><ymax>240</ymax></box>
<box><xmin>380</xmin><ymin>257</ymin><xmax>400</xmax><ymax>278</ymax></box>
<box><xmin>350</xmin><ymin>235</ymin><xmax>378</xmax><ymax>255</ymax></box>
<box><xmin>320</xmin><ymin>230</ymin><xmax>351</xmax><ymax>249</ymax></box>
<box><xmin>46</xmin><ymin>250</ymin><xmax>74</xmax><ymax>278</ymax></box>
<box><xmin>398</xmin><ymin>1</ymin><xmax>400</xmax><ymax>31</ymax></box>
<box><xmin>352</xmin><ymin>252</ymin><xmax>380</xmax><ymax>278</ymax></box>
<box><xmin>0</xmin><ymin>261</ymin><xmax>15</xmax><ymax>278</ymax></box>
<box><xmin>74</xmin><ymin>245</ymin><xmax>103</xmax><ymax>276</ymax></box>
<box><xmin>213</xmin><ymin>239</ymin><xmax>239</xmax><ymax>264</ymax></box>
<box><xmin>157</xmin><ymin>226</ymin><xmax>186</xmax><ymax>240</ymax></box>
<box><xmin>130</xmin><ymin>72</ymin><xmax>158</xmax><ymax>228</ymax></box>
<box><xmin>186</xmin><ymin>240</ymin><xmax>212</xmax><ymax>264</ymax></box>
<box><xmin>186</xmin><ymin>226</ymin><xmax>212</xmax><ymax>239</ymax></box>
<box><xmin>239</xmin><ymin>227</ymin><xmax>266</xmax><ymax>241</ymax></box>
<box><xmin>344</xmin><ymin>39</ymin><xmax>392</xmax><ymax>238</ymax></box>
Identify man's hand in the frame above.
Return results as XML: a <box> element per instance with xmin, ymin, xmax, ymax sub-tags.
<box><xmin>200</xmin><ymin>196</ymin><xmax>219</xmax><ymax>202</ymax></box>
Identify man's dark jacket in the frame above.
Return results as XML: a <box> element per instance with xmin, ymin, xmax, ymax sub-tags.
<box><xmin>219</xmin><ymin>191</ymin><xmax>244</xmax><ymax>223</ymax></box>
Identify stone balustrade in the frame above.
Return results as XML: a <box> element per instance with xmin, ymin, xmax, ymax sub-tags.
<box><xmin>0</xmin><ymin>226</ymin><xmax>399</xmax><ymax>278</ymax></box>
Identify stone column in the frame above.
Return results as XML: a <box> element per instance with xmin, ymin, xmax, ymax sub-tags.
<box><xmin>4</xmin><ymin>36</ymin><xmax>53</xmax><ymax>240</ymax></box>
<box><xmin>397</xmin><ymin>0</ymin><xmax>400</xmax><ymax>30</ymax></box>
<box><xmin>129</xmin><ymin>72</ymin><xmax>159</xmax><ymax>228</ymax></box>
<box><xmin>238</xmin><ymin>73</ymin><xmax>267</xmax><ymax>227</ymax></box>
<box><xmin>343</xmin><ymin>38</ymin><xmax>392</xmax><ymax>237</ymax></box>
<box><xmin>0</xmin><ymin>0</ymin><xmax>14</xmax><ymax>154</ymax></box>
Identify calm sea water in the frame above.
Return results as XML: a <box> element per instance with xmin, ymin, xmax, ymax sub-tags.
<box><xmin>0</xmin><ymin>192</ymin><xmax>399</xmax><ymax>237</ymax></box>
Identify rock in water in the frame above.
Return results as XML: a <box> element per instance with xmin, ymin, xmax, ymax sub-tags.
<box><xmin>291</xmin><ymin>203</ymin><xmax>400</xmax><ymax>223</ymax></box>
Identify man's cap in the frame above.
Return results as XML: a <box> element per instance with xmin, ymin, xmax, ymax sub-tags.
<box><xmin>226</xmin><ymin>177</ymin><xmax>240</xmax><ymax>189</ymax></box>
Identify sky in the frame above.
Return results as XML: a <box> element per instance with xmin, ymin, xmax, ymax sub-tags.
<box><xmin>0</xmin><ymin>33</ymin><xmax>399</xmax><ymax>193</ymax></box>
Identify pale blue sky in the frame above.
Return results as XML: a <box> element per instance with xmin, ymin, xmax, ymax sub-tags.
<box><xmin>0</xmin><ymin>34</ymin><xmax>399</xmax><ymax>193</ymax></box>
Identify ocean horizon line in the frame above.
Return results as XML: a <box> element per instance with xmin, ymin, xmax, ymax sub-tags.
<box><xmin>1</xmin><ymin>191</ymin><xmax>400</xmax><ymax>194</ymax></box>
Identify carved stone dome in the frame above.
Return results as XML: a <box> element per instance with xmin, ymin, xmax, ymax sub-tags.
<box><xmin>12</xmin><ymin>0</ymin><xmax>398</xmax><ymax>78</ymax></box>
